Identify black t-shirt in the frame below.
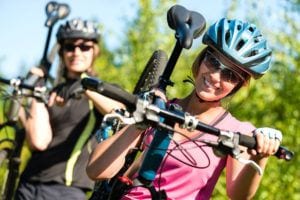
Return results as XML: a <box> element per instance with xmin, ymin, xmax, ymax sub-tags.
<box><xmin>21</xmin><ymin>79</ymin><xmax>103</xmax><ymax>190</ymax></box>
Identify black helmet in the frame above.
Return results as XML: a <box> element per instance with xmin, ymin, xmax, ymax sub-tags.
<box><xmin>56</xmin><ymin>18</ymin><xmax>100</xmax><ymax>44</ymax></box>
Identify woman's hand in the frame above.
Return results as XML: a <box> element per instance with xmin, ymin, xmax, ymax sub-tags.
<box><xmin>48</xmin><ymin>92</ymin><xmax>65</xmax><ymax>107</ymax></box>
<box><xmin>152</xmin><ymin>88</ymin><xmax>167</xmax><ymax>102</ymax></box>
<box><xmin>249</xmin><ymin>127</ymin><xmax>282</xmax><ymax>157</ymax></box>
<box><xmin>30</xmin><ymin>67</ymin><xmax>45</xmax><ymax>77</ymax></box>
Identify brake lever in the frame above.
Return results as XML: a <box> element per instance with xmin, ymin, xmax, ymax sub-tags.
<box><xmin>203</xmin><ymin>130</ymin><xmax>264</xmax><ymax>175</ymax></box>
<box><xmin>102</xmin><ymin>112</ymin><xmax>136</xmax><ymax>126</ymax></box>
<box><xmin>220</xmin><ymin>131</ymin><xmax>264</xmax><ymax>174</ymax></box>
<box><xmin>95</xmin><ymin>111</ymin><xmax>135</xmax><ymax>143</ymax></box>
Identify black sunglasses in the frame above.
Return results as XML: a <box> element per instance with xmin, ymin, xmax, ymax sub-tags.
<box><xmin>204</xmin><ymin>51</ymin><xmax>243</xmax><ymax>83</ymax></box>
<box><xmin>63</xmin><ymin>43</ymin><xmax>94</xmax><ymax>52</ymax></box>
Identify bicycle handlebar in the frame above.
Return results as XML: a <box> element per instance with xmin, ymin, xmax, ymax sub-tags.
<box><xmin>0</xmin><ymin>77</ymin><xmax>48</xmax><ymax>102</ymax></box>
<box><xmin>0</xmin><ymin>77</ymin><xmax>35</xmax><ymax>91</ymax></box>
<box><xmin>81</xmin><ymin>77</ymin><xmax>294</xmax><ymax>161</ymax></box>
<box><xmin>149</xmin><ymin>102</ymin><xmax>293</xmax><ymax>161</ymax></box>
<box><xmin>81</xmin><ymin>77</ymin><xmax>138</xmax><ymax>112</ymax></box>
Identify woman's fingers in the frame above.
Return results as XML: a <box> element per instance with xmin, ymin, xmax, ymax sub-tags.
<box><xmin>252</xmin><ymin>128</ymin><xmax>283</xmax><ymax>157</ymax></box>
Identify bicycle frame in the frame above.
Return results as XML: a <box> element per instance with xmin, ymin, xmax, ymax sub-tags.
<box><xmin>0</xmin><ymin>77</ymin><xmax>48</xmax><ymax>200</ymax></box>
<box><xmin>0</xmin><ymin>3</ymin><xmax>69</xmax><ymax>199</ymax></box>
<box><xmin>0</xmin><ymin>78</ymin><xmax>28</xmax><ymax>199</ymax></box>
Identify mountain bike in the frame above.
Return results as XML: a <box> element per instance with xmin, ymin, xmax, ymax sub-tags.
<box><xmin>0</xmin><ymin>2</ymin><xmax>69</xmax><ymax>199</ymax></box>
<box><xmin>82</xmin><ymin>4</ymin><xmax>294</xmax><ymax>200</ymax></box>
<box><xmin>87</xmin><ymin>5</ymin><xmax>206</xmax><ymax>199</ymax></box>
<box><xmin>0</xmin><ymin>77</ymin><xmax>48</xmax><ymax>200</ymax></box>
<box><xmin>88</xmin><ymin>49</ymin><xmax>168</xmax><ymax>200</ymax></box>
<box><xmin>82</xmin><ymin>73</ymin><xmax>294</xmax><ymax>200</ymax></box>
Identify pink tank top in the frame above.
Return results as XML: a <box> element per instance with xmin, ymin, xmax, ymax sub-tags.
<box><xmin>121</xmin><ymin>112</ymin><xmax>255</xmax><ymax>200</ymax></box>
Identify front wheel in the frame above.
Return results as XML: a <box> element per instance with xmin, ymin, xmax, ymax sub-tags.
<box><xmin>133</xmin><ymin>50</ymin><xmax>167</xmax><ymax>94</ymax></box>
<box><xmin>0</xmin><ymin>139</ymin><xmax>14</xmax><ymax>199</ymax></box>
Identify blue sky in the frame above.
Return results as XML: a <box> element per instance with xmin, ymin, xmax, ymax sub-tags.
<box><xmin>0</xmin><ymin>0</ymin><xmax>226</xmax><ymax>78</ymax></box>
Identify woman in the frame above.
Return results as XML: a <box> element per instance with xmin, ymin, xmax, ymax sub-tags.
<box><xmin>86</xmin><ymin>18</ymin><xmax>282</xmax><ymax>200</ymax></box>
<box><xmin>15</xmin><ymin>18</ymin><xmax>122</xmax><ymax>200</ymax></box>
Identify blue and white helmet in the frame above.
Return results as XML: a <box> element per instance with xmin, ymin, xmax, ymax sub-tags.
<box><xmin>203</xmin><ymin>18</ymin><xmax>272</xmax><ymax>79</ymax></box>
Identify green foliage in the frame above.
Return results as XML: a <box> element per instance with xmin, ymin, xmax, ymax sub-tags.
<box><xmin>96</xmin><ymin>0</ymin><xmax>206</xmax><ymax>99</ymax></box>
<box><xmin>94</xmin><ymin>0</ymin><xmax>177</xmax><ymax>93</ymax></box>
<box><xmin>1</xmin><ymin>0</ymin><xmax>299</xmax><ymax>199</ymax></box>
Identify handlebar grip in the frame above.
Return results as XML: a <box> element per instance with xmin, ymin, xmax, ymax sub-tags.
<box><xmin>239</xmin><ymin>133</ymin><xmax>294</xmax><ymax>161</ymax></box>
<box><xmin>239</xmin><ymin>134</ymin><xmax>256</xmax><ymax>149</ymax></box>
<box><xmin>100</xmin><ymin>82</ymin><xmax>138</xmax><ymax>111</ymax></box>
<box><xmin>0</xmin><ymin>77</ymin><xmax>10</xmax><ymax>85</ymax></box>
<box><xmin>81</xmin><ymin>77</ymin><xmax>138</xmax><ymax>111</ymax></box>
<box><xmin>274</xmin><ymin>146</ymin><xmax>294</xmax><ymax>161</ymax></box>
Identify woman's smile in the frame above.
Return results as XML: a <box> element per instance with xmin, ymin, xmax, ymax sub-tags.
<box><xmin>203</xmin><ymin>76</ymin><xmax>219</xmax><ymax>91</ymax></box>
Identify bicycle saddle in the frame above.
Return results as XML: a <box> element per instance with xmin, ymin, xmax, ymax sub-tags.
<box><xmin>167</xmin><ymin>4</ymin><xmax>206</xmax><ymax>49</ymax></box>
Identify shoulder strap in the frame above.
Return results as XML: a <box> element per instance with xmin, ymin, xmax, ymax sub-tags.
<box><xmin>65</xmin><ymin>100</ymin><xmax>96</xmax><ymax>186</ymax></box>
<box><xmin>211</xmin><ymin>111</ymin><xmax>228</xmax><ymax>126</ymax></box>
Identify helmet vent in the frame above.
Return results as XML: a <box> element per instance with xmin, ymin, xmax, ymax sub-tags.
<box><xmin>225</xmin><ymin>31</ymin><xmax>231</xmax><ymax>43</ymax></box>
<box><xmin>250</xmin><ymin>50</ymin><xmax>258</xmax><ymax>56</ymax></box>
<box><xmin>56</xmin><ymin>18</ymin><xmax>100</xmax><ymax>43</ymax></box>
<box><xmin>237</xmin><ymin>24</ymin><xmax>242</xmax><ymax>30</ymax></box>
<box><xmin>236</xmin><ymin>40</ymin><xmax>245</xmax><ymax>51</ymax></box>
<box><xmin>248</xmin><ymin>26</ymin><xmax>255</xmax><ymax>32</ymax></box>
